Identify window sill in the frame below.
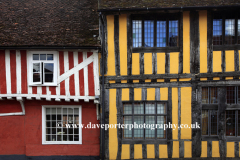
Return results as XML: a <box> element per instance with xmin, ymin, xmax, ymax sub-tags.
<box><xmin>122</xmin><ymin>139</ymin><xmax>167</xmax><ymax>144</ymax></box>
<box><xmin>201</xmin><ymin>136</ymin><xmax>219</xmax><ymax>141</ymax></box>
<box><xmin>29</xmin><ymin>84</ymin><xmax>58</xmax><ymax>87</ymax></box>
<box><xmin>42</xmin><ymin>141</ymin><xmax>82</xmax><ymax>145</ymax></box>
<box><xmin>132</xmin><ymin>47</ymin><xmax>180</xmax><ymax>53</ymax></box>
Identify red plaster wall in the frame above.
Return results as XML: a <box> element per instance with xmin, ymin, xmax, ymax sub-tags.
<box><xmin>0</xmin><ymin>100</ymin><xmax>100</xmax><ymax>156</ymax></box>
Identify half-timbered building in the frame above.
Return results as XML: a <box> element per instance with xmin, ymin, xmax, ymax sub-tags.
<box><xmin>99</xmin><ymin>0</ymin><xmax>240</xmax><ymax>159</ymax></box>
<box><xmin>0</xmin><ymin>0</ymin><xmax>100</xmax><ymax>159</ymax></box>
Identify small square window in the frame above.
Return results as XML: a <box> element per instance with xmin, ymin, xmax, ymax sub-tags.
<box><xmin>202</xmin><ymin>87</ymin><xmax>218</xmax><ymax>104</ymax></box>
<box><xmin>42</xmin><ymin>106</ymin><xmax>82</xmax><ymax>144</ymax></box>
<box><xmin>29</xmin><ymin>51</ymin><xmax>58</xmax><ymax>86</ymax></box>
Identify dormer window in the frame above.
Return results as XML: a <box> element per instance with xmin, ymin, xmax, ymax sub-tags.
<box><xmin>29</xmin><ymin>51</ymin><xmax>58</xmax><ymax>86</ymax></box>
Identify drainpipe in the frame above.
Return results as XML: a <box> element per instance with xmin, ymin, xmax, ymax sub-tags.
<box><xmin>99</xmin><ymin>12</ymin><xmax>105</xmax><ymax>160</ymax></box>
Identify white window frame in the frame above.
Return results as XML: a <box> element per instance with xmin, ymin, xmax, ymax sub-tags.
<box><xmin>42</xmin><ymin>105</ymin><xmax>82</xmax><ymax>145</ymax></box>
<box><xmin>28</xmin><ymin>51</ymin><xmax>58</xmax><ymax>86</ymax></box>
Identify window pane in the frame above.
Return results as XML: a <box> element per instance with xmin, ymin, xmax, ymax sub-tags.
<box><xmin>202</xmin><ymin>110</ymin><xmax>208</xmax><ymax>135</ymax></box>
<box><xmin>202</xmin><ymin>87</ymin><xmax>208</xmax><ymax>104</ymax></box>
<box><xmin>238</xmin><ymin>111</ymin><xmax>240</xmax><ymax>136</ymax></box>
<box><xmin>169</xmin><ymin>20</ymin><xmax>178</xmax><ymax>46</ymax></box>
<box><xmin>44</xmin><ymin>63</ymin><xmax>54</xmax><ymax>82</ymax></box>
<box><xmin>134</xmin><ymin>103</ymin><xmax>144</xmax><ymax>114</ymax></box>
<box><xmin>47</xmin><ymin>54</ymin><xmax>54</xmax><ymax>60</ymax></box>
<box><xmin>33</xmin><ymin>54</ymin><xmax>39</xmax><ymax>60</ymax></box>
<box><xmin>226</xmin><ymin>110</ymin><xmax>235</xmax><ymax>136</ymax></box>
<box><xmin>33</xmin><ymin>63</ymin><xmax>40</xmax><ymax>72</ymax></box>
<box><xmin>145</xmin><ymin>116</ymin><xmax>155</xmax><ymax>139</ymax></box>
<box><xmin>225</xmin><ymin>19</ymin><xmax>235</xmax><ymax>45</ymax></box>
<box><xmin>123</xmin><ymin>103</ymin><xmax>132</xmax><ymax>114</ymax></box>
<box><xmin>157</xmin><ymin>103</ymin><xmax>166</xmax><ymax>114</ymax></box>
<box><xmin>157</xmin><ymin>116</ymin><xmax>166</xmax><ymax>139</ymax></box>
<box><xmin>134</xmin><ymin>116</ymin><xmax>144</xmax><ymax>139</ymax></box>
<box><xmin>145</xmin><ymin>102</ymin><xmax>155</xmax><ymax>114</ymax></box>
<box><xmin>238</xmin><ymin>19</ymin><xmax>240</xmax><ymax>44</ymax></box>
<box><xmin>210</xmin><ymin>87</ymin><xmax>218</xmax><ymax>104</ymax></box>
<box><xmin>144</xmin><ymin>20</ymin><xmax>154</xmax><ymax>47</ymax></box>
<box><xmin>132</xmin><ymin>20</ymin><xmax>142</xmax><ymax>47</ymax></box>
<box><xmin>123</xmin><ymin>116</ymin><xmax>132</xmax><ymax>139</ymax></box>
<box><xmin>227</xmin><ymin>86</ymin><xmax>235</xmax><ymax>104</ymax></box>
<box><xmin>213</xmin><ymin>19</ymin><xmax>222</xmax><ymax>45</ymax></box>
<box><xmin>33</xmin><ymin>73</ymin><xmax>40</xmax><ymax>82</ymax></box>
<box><xmin>157</xmin><ymin>21</ymin><xmax>166</xmax><ymax>47</ymax></box>
<box><xmin>210</xmin><ymin>110</ymin><xmax>217</xmax><ymax>135</ymax></box>
<box><xmin>238</xmin><ymin>86</ymin><xmax>240</xmax><ymax>104</ymax></box>
<box><xmin>40</xmin><ymin>54</ymin><xmax>47</xmax><ymax>60</ymax></box>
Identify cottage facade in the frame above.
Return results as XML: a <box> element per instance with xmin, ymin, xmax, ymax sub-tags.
<box><xmin>99</xmin><ymin>1</ymin><xmax>240</xmax><ymax>159</ymax></box>
<box><xmin>0</xmin><ymin>0</ymin><xmax>101</xmax><ymax>159</ymax></box>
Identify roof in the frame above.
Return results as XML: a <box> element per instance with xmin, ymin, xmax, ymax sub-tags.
<box><xmin>98</xmin><ymin>0</ymin><xmax>240</xmax><ymax>10</ymax></box>
<box><xmin>0</xmin><ymin>0</ymin><xmax>99</xmax><ymax>47</ymax></box>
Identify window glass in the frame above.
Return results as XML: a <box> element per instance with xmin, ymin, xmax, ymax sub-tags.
<box><xmin>123</xmin><ymin>103</ymin><xmax>132</xmax><ymax>114</ymax></box>
<box><xmin>134</xmin><ymin>103</ymin><xmax>144</xmax><ymax>114</ymax></box>
<box><xmin>202</xmin><ymin>87</ymin><xmax>208</xmax><ymax>104</ymax></box>
<box><xmin>226</xmin><ymin>110</ymin><xmax>235</xmax><ymax>136</ymax></box>
<box><xmin>225</xmin><ymin>19</ymin><xmax>235</xmax><ymax>45</ymax></box>
<box><xmin>33</xmin><ymin>63</ymin><xmax>41</xmax><ymax>83</ymax></box>
<box><xmin>134</xmin><ymin>116</ymin><xmax>144</xmax><ymax>139</ymax></box>
<box><xmin>145</xmin><ymin>116</ymin><xmax>155</xmax><ymax>139</ymax></box>
<box><xmin>44</xmin><ymin>63</ymin><xmax>54</xmax><ymax>82</ymax></box>
<box><xmin>169</xmin><ymin>20</ymin><xmax>178</xmax><ymax>46</ymax></box>
<box><xmin>202</xmin><ymin>110</ymin><xmax>208</xmax><ymax>135</ymax></box>
<box><xmin>33</xmin><ymin>54</ymin><xmax>39</xmax><ymax>60</ymax></box>
<box><xmin>157</xmin><ymin>116</ymin><xmax>166</xmax><ymax>139</ymax></box>
<box><xmin>45</xmin><ymin>107</ymin><xmax>79</xmax><ymax>142</ymax></box>
<box><xmin>40</xmin><ymin>54</ymin><xmax>47</xmax><ymax>60</ymax></box>
<box><xmin>47</xmin><ymin>54</ymin><xmax>54</xmax><ymax>60</ymax></box>
<box><xmin>210</xmin><ymin>87</ymin><xmax>218</xmax><ymax>104</ymax></box>
<box><xmin>145</xmin><ymin>102</ymin><xmax>155</xmax><ymax>114</ymax></box>
<box><xmin>210</xmin><ymin>110</ymin><xmax>218</xmax><ymax>135</ymax></box>
<box><xmin>132</xmin><ymin>20</ymin><xmax>142</xmax><ymax>48</ymax></box>
<box><xmin>157</xmin><ymin>21</ymin><xmax>166</xmax><ymax>47</ymax></box>
<box><xmin>123</xmin><ymin>116</ymin><xmax>132</xmax><ymax>139</ymax></box>
<box><xmin>227</xmin><ymin>86</ymin><xmax>235</xmax><ymax>104</ymax></box>
<box><xmin>157</xmin><ymin>103</ymin><xmax>166</xmax><ymax>114</ymax></box>
<box><xmin>213</xmin><ymin>19</ymin><xmax>222</xmax><ymax>45</ymax></box>
<box><xmin>144</xmin><ymin>20</ymin><xmax>154</xmax><ymax>47</ymax></box>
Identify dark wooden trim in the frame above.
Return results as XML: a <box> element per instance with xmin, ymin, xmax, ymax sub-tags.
<box><xmin>179</xmin><ymin>12</ymin><xmax>183</xmax><ymax>74</ymax></box>
<box><xmin>190</xmin><ymin>11</ymin><xmax>200</xmax><ymax>74</ymax></box>
<box><xmin>207</xmin><ymin>141</ymin><xmax>212</xmax><ymax>158</ymax></box>
<box><xmin>140</xmin><ymin>52</ymin><xmax>144</xmax><ymax>75</ymax></box>
<box><xmin>222</xmin><ymin>50</ymin><xmax>226</xmax><ymax>73</ymax></box>
<box><xmin>207</xmin><ymin>10</ymin><xmax>213</xmax><ymax>73</ymax></box>
<box><xmin>235</xmin><ymin>142</ymin><xmax>239</xmax><ymax>158</ymax></box>
<box><xmin>114</xmin><ymin>15</ymin><xmax>120</xmax><ymax>76</ymax></box>
<box><xmin>132</xmin><ymin>47</ymin><xmax>180</xmax><ymax>53</ymax></box>
<box><xmin>165</xmin><ymin>52</ymin><xmax>170</xmax><ymax>74</ymax></box>
<box><xmin>179</xmin><ymin>141</ymin><xmax>184</xmax><ymax>158</ymax></box>
<box><xmin>116</xmin><ymin>89</ymin><xmax>122</xmax><ymax>160</ymax></box>
<box><xmin>127</xmin><ymin>14</ymin><xmax>132</xmax><ymax>77</ymax></box>
<box><xmin>235</xmin><ymin>50</ymin><xmax>239</xmax><ymax>72</ymax></box>
<box><xmin>103</xmin><ymin>15</ymin><xmax>108</xmax><ymax>75</ymax></box>
<box><xmin>167</xmin><ymin>87</ymin><xmax>172</xmax><ymax>158</ymax></box>
<box><xmin>192</xmin><ymin>84</ymin><xmax>202</xmax><ymax>157</ymax></box>
<box><xmin>121</xmin><ymin>140</ymin><xmax>168</xmax><ymax>144</ymax></box>
<box><xmin>202</xmin><ymin>104</ymin><xmax>218</xmax><ymax>110</ymax></box>
<box><xmin>213</xmin><ymin>45</ymin><xmax>240</xmax><ymax>51</ymax></box>
<box><xmin>104</xmin><ymin>89</ymin><xmax>110</xmax><ymax>159</ymax></box>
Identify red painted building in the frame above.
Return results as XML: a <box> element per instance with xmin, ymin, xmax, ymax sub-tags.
<box><xmin>0</xmin><ymin>0</ymin><xmax>100</xmax><ymax>159</ymax></box>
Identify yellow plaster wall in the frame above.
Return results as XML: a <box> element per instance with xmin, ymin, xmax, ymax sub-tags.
<box><xmin>147</xmin><ymin>144</ymin><xmax>155</xmax><ymax>159</ymax></box>
<box><xmin>225</xmin><ymin>50</ymin><xmax>235</xmax><ymax>72</ymax></box>
<box><xmin>184</xmin><ymin>141</ymin><xmax>192</xmax><ymax>158</ymax></box>
<box><xmin>172</xmin><ymin>141</ymin><xmax>179</xmax><ymax>158</ymax></box>
<box><xmin>134</xmin><ymin>144</ymin><xmax>143</xmax><ymax>159</ymax></box>
<box><xmin>183</xmin><ymin>11</ymin><xmax>190</xmax><ymax>73</ymax></box>
<box><xmin>119</xmin><ymin>14</ymin><xmax>127</xmax><ymax>76</ymax></box>
<box><xmin>172</xmin><ymin>88</ymin><xmax>178</xmax><ymax>140</ymax></box>
<box><xmin>181</xmin><ymin>87</ymin><xmax>192</xmax><ymax>139</ymax></box>
<box><xmin>132</xmin><ymin>53</ymin><xmax>140</xmax><ymax>75</ymax></box>
<box><xmin>109</xmin><ymin>89</ymin><xmax>118</xmax><ymax>159</ymax></box>
<box><xmin>199</xmin><ymin>10</ymin><xmax>208</xmax><ymax>73</ymax></box>
<box><xmin>160</xmin><ymin>88</ymin><xmax>168</xmax><ymax>100</ymax></box>
<box><xmin>226</xmin><ymin>142</ymin><xmax>235</xmax><ymax>157</ymax></box>
<box><xmin>121</xmin><ymin>144</ymin><xmax>130</xmax><ymax>159</ymax></box>
<box><xmin>147</xmin><ymin>88</ymin><xmax>155</xmax><ymax>100</ymax></box>
<box><xmin>134</xmin><ymin>88</ymin><xmax>142</xmax><ymax>100</ymax></box>
<box><xmin>213</xmin><ymin>51</ymin><xmax>222</xmax><ymax>72</ymax></box>
<box><xmin>107</xmin><ymin>15</ymin><xmax>115</xmax><ymax>76</ymax></box>
<box><xmin>201</xmin><ymin>141</ymin><xmax>207</xmax><ymax>157</ymax></box>
<box><xmin>144</xmin><ymin>53</ymin><xmax>152</xmax><ymax>74</ymax></box>
<box><xmin>170</xmin><ymin>52</ymin><xmax>179</xmax><ymax>74</ymax></box>
<box><xmin>157</xmin><ymin>52</ymin><xmax>165</xmax><ymax>74</ymax></box>
<box><xmin>122</xmin><ymin>88</ymin><xmax>129</xmax><ymax>101</ymax></box>
<box><xmin>159</xmin><ymin>145</ymin><xmax>168</xmax><ymax>158</ymax></box>
<box><xmin>212</xmin><ymin>141</ymin><xmax>220</xmax><ymax>157</ymax></box>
